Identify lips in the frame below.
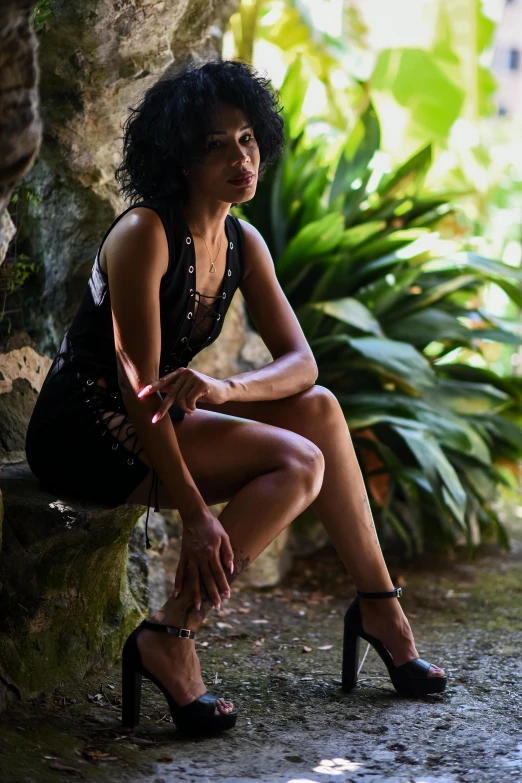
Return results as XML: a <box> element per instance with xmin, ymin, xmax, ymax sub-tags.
<box><xmin>228</xmin><ymin>171</ymin><xmax>254</xmax><ymax>185</ymax></box>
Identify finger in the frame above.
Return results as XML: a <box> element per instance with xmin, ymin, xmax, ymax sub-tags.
<box><xmin>187</xmin><ymin>561</ymin><xmax>201</xmax><ymax>611</ymax></box>
<box><xmin>210</xmin><ymin>553</ymin><xmax>231</xmax><ymax>598</ymax></box>
<box><xmin>187</xmin><ymin>387</ymin><xmax>209</xmax><ymax>414</ymax></box>
<box><xmin>152</xmin><ymin>392</ymin><xmax>177</xmax><ymax>424</ymax></box>
<box><xmin>198</xmin><ymin>562</ymin><xmax>222</xmax><ymax>609</ymax></box>
<box><xmin>220</xmin><ymin>535</ymin><xmax>235</xmax><ymax>576</ymax></box>
<box><xmin>176</xmin><ymin>379</ymin><xmax>200</xmax><ymax>414</ymax></box>
<box><xmin>173</xmin><ymin>553</ymin><xmax>187</xmax><ymax>598</ymax></box>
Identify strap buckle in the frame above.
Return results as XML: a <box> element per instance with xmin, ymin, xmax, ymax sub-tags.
<box><xmin>166</xmin><ymin>626</ymin><xmax>192</xmax><ymax>638</ymax></box>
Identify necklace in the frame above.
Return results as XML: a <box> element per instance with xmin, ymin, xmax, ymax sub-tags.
<box><xmin>192</xmin><ymin>221</ymin><xmax>224</xmax><ymax>274</ymax></box>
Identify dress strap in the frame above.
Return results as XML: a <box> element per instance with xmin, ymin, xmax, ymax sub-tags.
<box><xmin>144</xmin><ymin>468</ymin><xmax>160</xmax><ymax>550</ymax></box>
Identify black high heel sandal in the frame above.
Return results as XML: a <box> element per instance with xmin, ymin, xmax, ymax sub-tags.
<box><xmin>342</xmin><ymin>587</ymin><xmax>447</xmax><ymax>697</ymax></box>
<box><xmin>121</xmin><ymin>619</ymin><xmax>238</xmax><ymax>734</ymax></box>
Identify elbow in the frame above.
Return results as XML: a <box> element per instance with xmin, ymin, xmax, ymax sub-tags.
<box><xmin>302</xmin><ymin>354</ymin><xmax>318</xmax><ymax>389</ymax></box>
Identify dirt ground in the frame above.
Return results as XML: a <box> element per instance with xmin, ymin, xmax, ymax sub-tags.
<box><xmin>1</xmin><ymin>526</ymin><xmax>522</xmax><ymax>783</ymax></box>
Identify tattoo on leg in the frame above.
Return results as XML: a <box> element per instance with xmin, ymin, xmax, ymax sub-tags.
<box><xmin>182</xmin><ymin>548</ymin><xmax>252</xmax><ymax>626</ymax></box>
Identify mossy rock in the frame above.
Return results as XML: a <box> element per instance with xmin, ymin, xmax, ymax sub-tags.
<box><xmin>0</xmin><ymin>462</ymin><xmax>147</xmax><ymax>713</ymax></box>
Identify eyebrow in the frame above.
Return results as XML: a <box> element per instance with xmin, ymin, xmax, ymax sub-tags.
<box><xmin>206</xmin><ymin>124</ymin><xmax>252</xmax><ymax>136</ymax></box>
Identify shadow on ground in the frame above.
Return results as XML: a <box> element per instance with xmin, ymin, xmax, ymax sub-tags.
<box><xmin>1</xmin><ymin>526</ymin><xmax>522</xmax><ymax>783</ymax></box>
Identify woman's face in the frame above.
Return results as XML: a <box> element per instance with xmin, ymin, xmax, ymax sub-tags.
<box><xmin>185</xmin><ymin>102</ymin><xmax>260</xmax><ymax>205</ymax></box>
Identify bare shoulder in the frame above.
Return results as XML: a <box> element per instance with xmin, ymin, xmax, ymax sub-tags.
<box><xmin>236</xmin><ymin>218</ymin><xmax>271</xmax><ymax>281</ymax></box>
<box><xmin>101</xmin><ymin>207</ymin><xmax>169</xmax><ymax>278</ymax></box>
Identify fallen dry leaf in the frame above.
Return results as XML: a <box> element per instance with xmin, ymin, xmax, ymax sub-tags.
<box><xmin>48</xmin><ymin>761</ymin><xmax>82</xmax><ymax>776</ymax></box>
<box><xmin>302</xmin><ymin>646</ymin><xmax>312</xmax><ymax>653</ymax></box>
<box><xmin>317</xmin><ymin>645</ymin><xmax>333</xmax><ymax>650</ymax></box>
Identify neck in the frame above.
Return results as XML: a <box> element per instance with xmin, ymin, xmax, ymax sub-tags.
<box><xmin>182</xmin><ymin>198</ymin><xmax>231</xmax><ymax>242</ymax></box>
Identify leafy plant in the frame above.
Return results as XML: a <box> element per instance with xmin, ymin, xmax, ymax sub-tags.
<box><xmin>32</xmin><ymin>0</ymin><xmax>52</xmax><ymax>32</ymax></box>
<box><xmin>241</xmin><ymin>60</ymin><xmax>522</xmax><ymax>555</ymax></box>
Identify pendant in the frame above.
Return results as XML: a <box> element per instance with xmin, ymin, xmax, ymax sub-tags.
<box><xmin>210</xmin><ymin>262</ymin><xmax>216</xmax><ymax>274</ymax></box>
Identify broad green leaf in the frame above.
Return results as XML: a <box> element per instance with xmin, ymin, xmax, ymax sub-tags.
<box><xmin>427</xmin><ymin>251</ymin><xmax>522</xmax><ymax>281</ymax></box>
<box><xmin>372</xmin><ymin>49</ymin><xmax>465</xmax><ymax>141</ymax></box>
<box><xmin>277</xmin><ymin>213</ymin><xmax>344</xmax><ymax>275</ymax></box>
<box><xmin>386</xmin><ymin>308</ymin><xmax>471</xmax><ymax>345</ymax></box>
<box><xmin>425</xmin><ymin>381</ymin><xmax>510</xmax><ymax>415</ymax></box>
<box><xmin>329</xmin><ymin>102</ymin><xmax>380</xmax><ymax>208</ymax></box>
<box><xmin>393</xmin><ymin>427</ymin><xmax>466</xmax><ymax>525</ymax></box>
<box><xmin>309</xmin><ymin>298</ymin><xmax>383</xmax><ymax>336</ymax></box>
<box><xmin>347</xmin><ymin>337</ymin><xmax>436</xmax><ymax>389</ymax></box>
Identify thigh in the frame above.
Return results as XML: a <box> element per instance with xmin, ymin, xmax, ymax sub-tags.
<box><xmin>196</xmin><ymin>384</ymin><xmax>341</xmax><ymax>441</ymax></box>
<box><xmin>126</xmin><ymin>406</ymin><xmax>319</xmax><ymax>508</ymax></box>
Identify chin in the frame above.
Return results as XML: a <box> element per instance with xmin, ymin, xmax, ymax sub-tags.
<box><xmin>228</xmin><ymin>186</ymin><xmax>257</xmax><ymax>206</ymax></box>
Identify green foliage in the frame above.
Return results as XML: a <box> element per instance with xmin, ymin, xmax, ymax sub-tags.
<box><xmin>241</xmin><ymin>62</ymin><xmax>522</xmax><ymax>555</ymax></box>
<box><xmin>1</xmin><ymin>188</ymin><xmax>41</xmax><ymax>333</ymax></box>
<box><xmin>32</xmin><ymin>0</ymin><xmax>52</xmax><ymax>31</ymax></box>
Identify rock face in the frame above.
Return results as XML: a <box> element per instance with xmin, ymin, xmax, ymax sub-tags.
<box><xmin>18</xmin><ymin>0</ymin><xmax>240</xmax><ymax>353</ymax></box>
<box><xmin>0</xmin><ymin>343</ymin><xmax>52</xmax><ymax>463</ymax></box>
<box><xmin>0</xmin><ymin>0</ymin><xmax>41</xmax><ymax>264</ymax></box>
<box><xmin>0</xmin><ymin>462</ymin><xmax>146</xmax><ymax>713</ymax></box>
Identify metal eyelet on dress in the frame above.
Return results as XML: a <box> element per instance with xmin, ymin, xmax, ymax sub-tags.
<box><xmin>189</xmin><ymin>265</ymin><xmax>194</xmax><ymax>273</ymax></box>
<box><xmin>217</xmin><ymin>314</ymin><xmax>221</xmax><ymax>320</ymax></box>
<box><xmin>181</xmin><ymin>337</ymin><xmax>187</xmax><ymax>343</ymax></box>
<box><xmin>190</xmin><ymin>288</ymin><xmax>194</xmax><ymax>295</ymax></box>
<box><xmin>223</xmin><ymin>292</ymin><xmax>227</xmax><ymax>299</ymax></box>
<box><xmin>187</xmin><ymin>312</ymin><xmax>193</xmax><ymax>319</ymax></box>
<box><xmin>228</xmin><ymin>269</ymin><xmax>232</xmax><ymax>277</ymax></box>
<box><xmin>112</xmin><ymin>443</ymin><xmax>119</xmax><ymax>450</ymax></box>
<box><xmin>229</xmin><ymin>241</ymin><xmax>234</xmax><ymax>249</ymax></box>
<box><xmin>186</xmin><ymin>237</ymin><xmax>191</xmax><ymax>244</ymax></box>
<box><xmin>86</xmin><ymin>379</ymin><xmax>94</xmax><ymax>385</ymax></box>
<box><xmin>165</xmin><ymin>365</ymin><xmax>171</xmax><ymax>372</ymax></box>
<box><xmin>127</xmin><ymin>458</ymin><xmax>134</xmax><ymax>465</ymax></box>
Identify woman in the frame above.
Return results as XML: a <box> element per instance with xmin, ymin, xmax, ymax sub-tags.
<box><xmin>25</xmin><ymin>60</ymin><xmax>446</xmax><ymax>737</ymax></box>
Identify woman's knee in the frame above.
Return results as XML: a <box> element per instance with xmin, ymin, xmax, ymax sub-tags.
<box><xmin>282</xmin><ymin>435</ymin><xmax>325</xmax><ymax>498</ymax></box>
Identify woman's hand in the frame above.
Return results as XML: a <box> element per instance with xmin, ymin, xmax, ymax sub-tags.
<box><xmin>174</xmin><ymin>508</ymin><xmax>235</xmax><ymax>611</ymax></box>
<box><xmin>138</xmin><ymin>368</ymin><xmax>230</xmax><ymax>421</ymax></box>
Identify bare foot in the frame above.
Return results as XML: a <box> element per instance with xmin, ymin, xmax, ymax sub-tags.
<box><xmin>136</xmin><ymin>625</ymin><xmax>234</xmax><ymax>716</ymax></box>
<box><xmin>359</xmin><ymin>598</ymin><xmax>445</xmax><ymax>678</ymax></box>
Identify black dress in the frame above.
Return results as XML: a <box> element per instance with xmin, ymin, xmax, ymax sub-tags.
<box><xmin>25</xmin><ymin>199</ymin><xmax>245</xmax><ymax>547</ymax></box>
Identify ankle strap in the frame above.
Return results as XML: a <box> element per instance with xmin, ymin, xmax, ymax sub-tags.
<box><xmin>357</xmin><ymin>587</ymin><xmax>402</xmax><ymax>599</ymax></box>
<box><xmin>141</xmin><ymin>619</ymin><xmax>195</xmax><ymax>639</ymax></box>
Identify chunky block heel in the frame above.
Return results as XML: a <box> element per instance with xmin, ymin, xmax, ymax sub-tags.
<box><xmin>341</xmin><ymin>625</ymin><xmax>360</xmax><ymax>693</ymax></box>
<box><xmin>121</xmin><ymin>667</ymin><xmax>142</xmax><ymax>728</ymax></box>
<box><xmin>121</xmin><ymin>619</ymin><xmax>238</xmax><ymax>735</ymax></box>
<box><xmin>342</xmin><ymin>587</ymin><xmax>447</xmax><ymax>697</ymax></box>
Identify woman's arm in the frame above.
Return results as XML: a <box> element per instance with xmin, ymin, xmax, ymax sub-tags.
<box><xmin>226</xmin><ymin>218</ymin><xmax>318</xmax><ymax>402</ymax></box>
<box><xmin>105</xmin><ymin>208</ymin><xmax>234</xmax><ymax>607</ymax></box>
<box><xmin>105</xmin><ymin>208</ymin><xmax>204</xmax><ymax>520</ymax></box>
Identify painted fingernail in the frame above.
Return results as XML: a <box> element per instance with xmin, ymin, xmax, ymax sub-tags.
<box><xmin>229</xmin><ymin>562</ymin><xmax>234</xmax><ymax>573</ymax></box>
<box><xmin>215</xmin><ymin>602</ymin><xmax>221</xmax><ymax>611</ymax></box>
<box><xmin>138</xmin><ymin>386</ymin><xmax>151</xmax><ymax>397</ymax></box>
<box><xmin>152</xmin><ymin>414</ymin><xmax>159</xmax><ymax>424</ymax></box>
<box><xmin>224</xmin><ymin>591</ymin><xmax>230</xmax><ymax>599</ymax></box>
<box><xmin>173</xmin><ymin>589</ymin><xmax>180</xmax><ymax>599</ymax></box>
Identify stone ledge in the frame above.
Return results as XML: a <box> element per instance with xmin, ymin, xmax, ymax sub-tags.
<box><xmin>0</xmin><ymin>462</ymin><xmax>146</xmax><ymax>713</ymax></box>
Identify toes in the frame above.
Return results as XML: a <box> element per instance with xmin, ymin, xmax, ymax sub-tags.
<box><xmin>215</xmin><ymin>698</ymin><xmax>234</xmax><ymax>714</ymax></box>
<box><xmin>428</xmin><ymin>664</ymin><xmax>445</xmax><ymax>677</ymax></box>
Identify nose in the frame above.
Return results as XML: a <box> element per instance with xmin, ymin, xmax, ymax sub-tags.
<box><xmin>230</xmin><ymin>141</ymin><xmax>251</xmax><ymax>166</ymax></box>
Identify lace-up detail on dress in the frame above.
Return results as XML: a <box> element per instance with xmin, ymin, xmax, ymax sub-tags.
<box><xmin>81</xmin><ymin>377</ymin><xmax>159</xmax><ymax>549</ymax></box>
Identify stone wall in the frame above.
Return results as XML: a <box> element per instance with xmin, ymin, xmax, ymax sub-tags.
<box><xmin>17</xmin><ymin>0</ymin><xmax>242</xmax><ymax>354</ymax></box>
<box><xmin>0</xmin><ymin>0</ymin><xmax>41</xmax><ymax>265</ymax></box>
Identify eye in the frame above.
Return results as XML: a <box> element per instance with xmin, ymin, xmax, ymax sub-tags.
<box><xmin>242</xmin><ymin>133</ymin><xmax>255</xmax><ymax>143</ymax></box>
<box><xmin>207</xmin><ymin>139</ymin><xmax>221</xmax><ymax>150</ymax></box>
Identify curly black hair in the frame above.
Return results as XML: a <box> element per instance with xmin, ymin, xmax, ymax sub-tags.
<box><xmin>115</xmin><ymin>59</ymin><xmax>285</xmax><ymax>204</ymax></box>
